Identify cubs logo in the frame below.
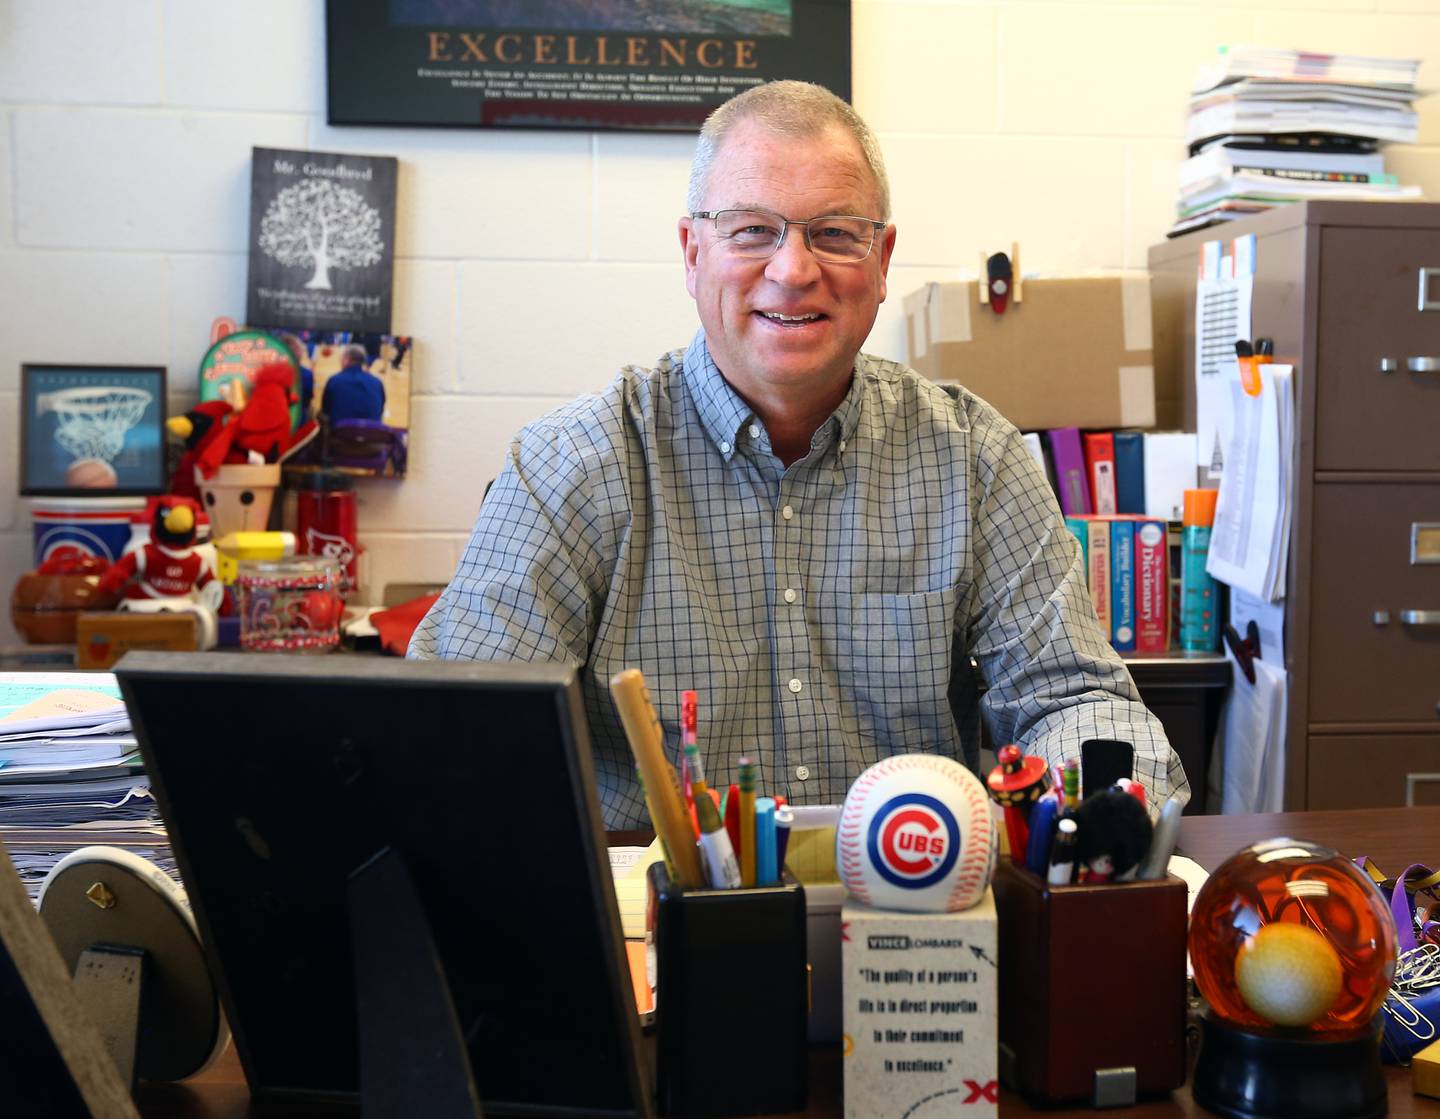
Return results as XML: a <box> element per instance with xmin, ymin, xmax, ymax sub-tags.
<box><xmin>866</xmin><ymin>793</ymin><xmax>961</xmax><ymax>890</ymax></box>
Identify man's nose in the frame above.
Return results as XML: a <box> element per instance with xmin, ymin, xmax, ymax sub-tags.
<box><xmin>764</xmin><ymin>222</ymin><xmax>822</xmax><ymax>286</ymax></box>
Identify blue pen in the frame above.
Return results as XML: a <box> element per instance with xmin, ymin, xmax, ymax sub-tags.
<box><xmin>1024</xmin><ymin>796</ymin><xmax>1060</xmax><ymax>876</ymax></box>
<box><xmin>754</xmin><ymin>796</ymin><xmax>778</xmax><ymax>885</ymax></box>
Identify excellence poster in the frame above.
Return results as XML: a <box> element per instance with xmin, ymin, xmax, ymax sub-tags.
<box><xmin>326</xmin><ymin>0</ymin><xmax>851</xmax><ymax>132</ymax></box>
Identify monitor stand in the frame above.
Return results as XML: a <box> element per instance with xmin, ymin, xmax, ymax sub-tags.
<box><xmin>349</xmin><ymin>847</ymin><xmax>484</xmax><ymax>1119</ymax></box>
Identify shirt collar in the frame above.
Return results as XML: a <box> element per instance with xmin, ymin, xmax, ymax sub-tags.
<box><xmin>684</xmin><ymin>329</ymin><xmax>867</xmax><ymax>462</ymax></box>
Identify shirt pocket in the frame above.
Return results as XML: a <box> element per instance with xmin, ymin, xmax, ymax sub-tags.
<box><xmin>833</xmin><ymin>588</ymin><xmax>958</xmax><ymax>752</ymax></box>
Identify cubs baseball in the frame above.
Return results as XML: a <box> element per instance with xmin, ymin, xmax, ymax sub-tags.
<box><xmin>837</xmin><ymin>754</ymin><xmax>998</xmax><ymax>913</ymax></box>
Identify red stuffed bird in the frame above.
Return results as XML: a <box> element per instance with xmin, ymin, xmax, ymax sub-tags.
<box><xmin>186</xmin><ymin>363</ymin><xmax>318</xmax><ymax>480</ymax></box>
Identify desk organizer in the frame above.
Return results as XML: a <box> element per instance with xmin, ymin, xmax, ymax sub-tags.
<box><xmin>648</xmin><ymin>863</ymin><xmax>808</xmax><ymax>1118</ymax></box>
<box><xmin>991</xmin><ymin>860</ymin><xmax>1187</xmax><ymax>1106</ymax></box>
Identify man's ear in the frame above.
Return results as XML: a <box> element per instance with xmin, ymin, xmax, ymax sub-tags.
<box><xmin>679</xmin><ymin>216</ymin><xmax>699</xmax><ymax>299</ymax></box>
<box><xmin>876</xmin><ymin>223</ymin><xmax>897</xmax><ymax>304</ymax></box>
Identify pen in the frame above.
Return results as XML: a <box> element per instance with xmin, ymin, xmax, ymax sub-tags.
<box><xmin>609</xmin><ymin>669</ymin><xmax>703</xmax><ymax>889</ymax></box>
<box><xmin>681</xmin><ymin>690</ymin><xmax>706</xmax><ymax>799</ymax></box>
<box><xmin>723</xmin><ymin>782</ymin><xmax>741</xmax><ymax>855</ymax></box>
<box><xmin>1047</xmin><ymin>817</ymin><xmax>1078</xmax><ymax>886</ymax></box>
<box><xmin>1024</xmin><ymin>796</ymin><xmax>1060</xmax><ymax>876</ymax></box>
<box><xmin>1138</xmin><ymin>794</ymin><xmax>1183</xmax><ymax>880</ymax></box>
<box><xmin>1063</xmin><ymin>758</ymin><xmax>1080</xmax><ymax>814</ymax></box>
<box><xmin>755</xmin><ymin>796</ymin><xmax>778</xmax><ymax>885</ymax></box>
<box><xmin>739</xmin><ymin>756</ymin><xmax>757</xmax><ymax>887</ymax></box>
<box><xmin>696</xmin><ymin>790</ymin><xmax>742</xmax><ymax>889</ymax></box>
<box><xmin>774</xmin><ymin>803</ymin><xmax>794</xmax><ymax>874</ymax></box>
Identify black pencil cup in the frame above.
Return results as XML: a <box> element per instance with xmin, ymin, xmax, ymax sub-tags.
<box><xmin>648</xmin><ymin>862</ymin><xmax>808</xmax><ymax>1118</ymax></box>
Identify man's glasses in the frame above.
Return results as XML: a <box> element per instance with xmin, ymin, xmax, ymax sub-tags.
<box><xmin>691</xmin><ymin>209</ymin><xmax>886</xmax><ymax>264</ymax></box>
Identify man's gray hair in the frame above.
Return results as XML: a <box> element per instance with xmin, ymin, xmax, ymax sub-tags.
<box><xmin>686</xmin><ymin>80</ymin><xmax>891</xmax><ymax>220</ymax></box>
<box><xmin>342</xmin><ymin>343</ymin><xmax>368</xmax><ymax>367</ymax></box>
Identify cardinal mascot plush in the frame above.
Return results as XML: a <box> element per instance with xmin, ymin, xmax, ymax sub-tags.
<box><xmin>98</xmin><ymin>496</ymin><xmax>222</xmax><ymax>649</ymax></box>
<box><xmin>168</xmin><ymin>363</ymin><xmax>318</xmax><ymax>495</ymax></box>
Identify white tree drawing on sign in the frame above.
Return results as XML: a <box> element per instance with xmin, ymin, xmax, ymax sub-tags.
<box><xmin>258</xmin><ymin>179</ymin><xmax>383</xmax><ymax>290</ymax></box>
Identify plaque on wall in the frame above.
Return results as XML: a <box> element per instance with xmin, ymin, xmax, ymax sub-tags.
<box><xmin>326</xmin><ymin>0</ymin><xmax>852</xmax><ymax>132</ymax></box>
<box><xmin>245</xmin><ymin>147</ymin><xmax>398</xmax><ymax>335</ymax></box>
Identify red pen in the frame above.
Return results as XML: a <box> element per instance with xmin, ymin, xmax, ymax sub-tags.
<box><xmin>723</xmin><ymin>782</ymin><xmax>741</xmax><ymax>855</ymax></box>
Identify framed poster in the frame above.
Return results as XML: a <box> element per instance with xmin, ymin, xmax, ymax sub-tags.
<box><xmin>19</xmin><ymin>365</ymin><xmax>168</xmax><ymax>497</ymax></box>
<box><xmin>326</xmin><ymin>0</ymin><xmax>851</xmax><ymax>132</ymax></box>
<box><xmin>246</xmin><ymin>147</ymin><xmax>398</xmax><ymax>334</ymax></box>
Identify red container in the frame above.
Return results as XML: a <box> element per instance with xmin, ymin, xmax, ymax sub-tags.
<box><xmin>294</xmin><ymin>472</ymin><xmax>358</xmax><ymax>596</ymax></box>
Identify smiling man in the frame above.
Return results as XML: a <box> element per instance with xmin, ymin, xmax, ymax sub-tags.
<box><xmin>411</xmin><ymin>81</ymin><xmax>1189</xmax><ymax>828</ymax></box>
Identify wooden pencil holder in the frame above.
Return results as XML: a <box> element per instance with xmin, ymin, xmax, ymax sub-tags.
<box><xmin>647</xmin><ymin>862</ymin><xmax>808</xmax><ymax>1118</ymax></box>
<box><xmin>991</xmin><ymin>859</ymin><xmax>1188</xmax><ymax>1107</ymax></box>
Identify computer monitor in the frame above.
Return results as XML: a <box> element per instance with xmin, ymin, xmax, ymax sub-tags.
<box><xmin>115</xmin><ymin>651</ymin><xmax>651</xmax><ymax>1117</ymax></box>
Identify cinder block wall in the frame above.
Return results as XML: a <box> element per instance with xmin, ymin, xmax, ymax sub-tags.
<box><xmin>2</xmin><ymin>0</ymin><xmax>1438</xmax><ymax>641</ymax></box>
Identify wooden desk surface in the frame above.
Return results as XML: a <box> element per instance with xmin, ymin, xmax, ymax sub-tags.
<box><xmin>135</xmin><ymin>808</ymin><xmax>1440</xmax><ymax>1118</ymax></box>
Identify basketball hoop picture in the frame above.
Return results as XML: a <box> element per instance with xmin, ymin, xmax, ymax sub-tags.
<box><xmin>21</xmin><ymin>365</ymin><xmax>168</xmax><ymax>496</ymax></box>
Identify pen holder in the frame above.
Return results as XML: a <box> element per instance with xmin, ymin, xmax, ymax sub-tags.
<box><xmin>648</xmin><ymin>862</ymin><xmax>808</xmax><ymax>1118</ymax></box>
<box><xmin>992</xmin><ymin>860</ymin><xmax>1187</xmax><ymax>1107</ymax></box>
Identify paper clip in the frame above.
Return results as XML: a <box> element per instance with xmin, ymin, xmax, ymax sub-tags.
<box><xmin>1223</xmin><ymin>619</ymin><xmax>1262</xmax><ymax>685</ymax></box>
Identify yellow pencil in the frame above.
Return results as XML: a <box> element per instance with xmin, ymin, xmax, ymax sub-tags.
<box><xmin>610</xmin><ymin>669</ymin><xmax>703</xmax><ymax>889</ymax></box>
<box><xmin>739</xmin><ymin>755</ymin><xmax>757</xmax><ymax>888</ymax></box>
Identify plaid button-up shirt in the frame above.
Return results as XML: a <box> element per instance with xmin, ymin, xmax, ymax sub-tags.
<box><xmin>411</xmin><ymin>331</ymin><xmax>1188</xmax><ymax>828</ymax></box>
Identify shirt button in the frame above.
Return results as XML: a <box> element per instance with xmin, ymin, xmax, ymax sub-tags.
<box><xmin>720</xmin><ymin>441</ymin><xmax>731</xmax><ymax>454</ymax></box>
<box><xmin>838</xmin><ymin>440</ymin><xmax>847</xmax><ymax>453</ymax></box>
<box><xmin>781</xmin><ymin>505</ymin><xmax>794</xmax><ymax>520</ymax></box>
<box><xmin>788</xmin><ymin>678</ymin><xmax>803</xmax><ymax>694</ymax></box>
<box><xmin>795</xmin><ymin>765</ymin><xmax>811</xmax><ymax>781</ymax></box>
<box><xmin>749</xmin><ymin>424</ymin><xmax>761</xmax><ymax>439</ymax></box>
<box><xmin>783</xmin><ymin>588</ymin><xmax>797</xmax><ymax>604</ymax></box>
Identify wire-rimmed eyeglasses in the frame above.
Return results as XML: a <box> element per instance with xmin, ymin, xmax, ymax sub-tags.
<box><xmin>690</xmin><ymin>208</ymin><xmax>886</xmax><ymax>264</ymax></box>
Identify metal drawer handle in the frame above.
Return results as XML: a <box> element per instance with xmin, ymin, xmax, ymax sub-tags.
<box><xmin>1400</xmin><ymin>610</ymin><xmax>1440</xmax><ymax>626</ymax></box>
<box><xmin>1407</xmin><ymin>357</ymin><xmax>1440</xmax><ymax>372</ymax></box>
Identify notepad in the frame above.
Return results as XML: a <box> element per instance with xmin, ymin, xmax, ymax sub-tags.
<box><xmin>610</xmin><ymin>841</ymin><xmax>665</xmax><ymax>940</ymax></box>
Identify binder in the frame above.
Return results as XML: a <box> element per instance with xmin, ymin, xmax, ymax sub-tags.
<box><xmin>1113</xmin><ymin>431</ymin><xmax>1146</xmax><ymax>514</ymax></box>
<box><xmin>1082</xmin><ymin>432</ymin><xmax>1118</xmax><ymax>515</ymax></box>
<box><xmin>1045</xmin><ymin>428</ymin><xmax>1092</xmax><ymax>516</ymax></box>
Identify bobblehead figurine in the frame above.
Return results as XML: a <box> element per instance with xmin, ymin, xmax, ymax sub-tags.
<box><xmin>98</xmin><ymin>496</ymin><xmax>223</xmax><ymax>649</ymax></box>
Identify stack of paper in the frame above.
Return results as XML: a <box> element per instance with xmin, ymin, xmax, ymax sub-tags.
<box><xmin>0</xmin><ymin>674</ymin><xmax>173</xmax><ymax>903</ymax></box>
<box><xmin>1173</xmin><ymin>46</ymin><xmax>1424</xmax><ymax>236</ymax></box>
<box><xmin>1206</xmin><ymin>364</ymin><xmax>1295</xmax><ymax>602</ymax></box>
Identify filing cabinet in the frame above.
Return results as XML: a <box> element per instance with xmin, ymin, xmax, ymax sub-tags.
<box><xmin>1151</xmin><ymin>202</ymin><xmax>1440</xmax><ymax>809</ymax></box>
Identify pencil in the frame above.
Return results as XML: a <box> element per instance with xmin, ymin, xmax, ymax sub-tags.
<box><xmin>610</xmin><ymin>669</ymin><xmax>703</xmax><ymax>889</ymax></box>
<box><xmin>739</xmin><ymin>755</ymin><xmax>757</xmax><ymax>888</ymax></box>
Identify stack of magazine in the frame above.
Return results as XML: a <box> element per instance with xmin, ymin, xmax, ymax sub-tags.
<box><xmin>1173</xmin><ymin>45</ymin><xmax>1424</xmax><ymax>236</ymax></box>
<box><xmin>0</xmin><ymin>673</ymin><xmax>173</xmax><ymax>903</ymax></box>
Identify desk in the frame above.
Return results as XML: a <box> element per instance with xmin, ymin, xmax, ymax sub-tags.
<box><xmin>135</xmin><ymin>808</ymin><xmax>1440</xmax><ymax>1118</ymax></box>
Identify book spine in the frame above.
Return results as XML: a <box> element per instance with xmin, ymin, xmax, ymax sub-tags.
<box><xmin>1085</xmin><ymin>520</ymin><xmax>1110</xmax><ymax>634</ymax></box>
<box><xmin>1232</xmin><ymin>166</ymin><xmax>1379</xmax><ymax>183</ymax></box>
<box><xmin>1083</xmin><ymin>432</ymin><xmax>1118</xmax><ymax>515</ymax></box>
<box><xmin>1112</xmin><ymin>431</ymin><xmax>1145</xmax><ymax>515</ymax></box>
<box><xmin>1134</xmin><ymin>519</ymin><xmax>1170</xmax><ymax>653</ymax></box>
<box><xmin>1047</xmin><ymin>428</ymin><xmax>1092</xmax><ymax>516</ymax></box>
<box><xmin>1110</xmin><ymin>519</ymin><xmax>1136</xmax><ymax>653</ymax></box>
<box><xmin>1064</xmin><ymin>516</ymin><xmax>1090</xmax><ymax>569</ymax></box>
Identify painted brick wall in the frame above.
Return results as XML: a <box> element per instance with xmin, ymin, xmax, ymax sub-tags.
<box><xmin>2</xmin><ymin>0</ymin><xmax>1438</xmax><ymax>641</ymax></box>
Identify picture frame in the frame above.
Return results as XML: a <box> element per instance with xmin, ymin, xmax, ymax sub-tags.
<box><xmin>19</xmin><ymin>365</ymin><xmax>168</xmax><ymax>497</ymax></box>
<box><xmin>326</xmin><ymin>0</ymin><xmax>851</xmax><ymax>133</ymax></box>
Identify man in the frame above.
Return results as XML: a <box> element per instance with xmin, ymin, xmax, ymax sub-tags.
<box><xmin>411</xmin><ymin>81</ymin><xmax>1188</xmax><ymax>828</ymax></box>
<box><xmin>321</xmin><ymin>343</ymin><xmax>385</xmax><ymax>423</ymax></box>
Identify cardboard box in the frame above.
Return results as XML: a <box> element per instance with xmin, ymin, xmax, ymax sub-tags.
<box><xmin>903</xmin><ymin>276</ymin><xmax>1156</xmax><ymax>431</ymax></box>
<box><xmin>75</xmin><ymin>612</ymin><xmax>197</xmax><ymax>669</ymax></box>
<box><xmin>842</xmin><ymin>892</ymin><xmax>998</xmax><ymax>1119</ymax></box>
